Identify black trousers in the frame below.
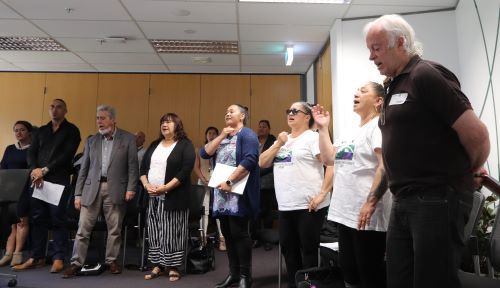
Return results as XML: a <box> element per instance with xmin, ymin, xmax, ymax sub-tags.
<box><xmin>30</xmin><ymin>187</ymin><xmax>70</xmax><ymax>261</ymax></box>
<box><xmin>338</xmin><ymin>223</ymin><xmax>386</xmax><ymax>288</ymax></box>
<box><xmin>279</xmin><ymin>207</ymin><xmax>327</xmax><ymax>288</ymax></box>
<box><xmin>219</xmin><ymin>215</ymin><xmax>252</xmax><ymax>277</ymax></box>
<box><xmin>386</xmin><ymin>185</ymin><xmax>471</xmax><ymax>288</ymax></box>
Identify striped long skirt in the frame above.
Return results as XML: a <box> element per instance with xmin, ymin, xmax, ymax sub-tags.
<box><xmin>147</xmin><ymin>197</ymin><xmax>188</xmax><ymax>267</ymax></box>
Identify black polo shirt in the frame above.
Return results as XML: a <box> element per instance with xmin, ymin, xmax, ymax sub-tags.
<box><xmin>28</xmin><ymin>119</ymin><xmax>81</xmax><ymax>185</ymax></box>
<box><xmin>381</xmin><ymin>56</ymin><xmax>473</xmax><ymax>196</ymax></box>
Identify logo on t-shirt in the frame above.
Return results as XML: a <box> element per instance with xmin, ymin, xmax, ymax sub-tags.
<box><xmin>335</xmin><ymin>143</ymin><xmax>355</xmax><ymax>161</ymax></box>
<box><xmin>274</xmin><ymin>147</ymin><xmax>292</xmax><ymax>165</ymax></box>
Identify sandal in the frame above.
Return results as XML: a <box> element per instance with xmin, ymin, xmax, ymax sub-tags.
<box><xmin>169</xmin><ymin>269</ymin><xmax>180</xmax><ymax>282</ymax></box>
<box><xmin>144</xmin><ymin>266</ymin><xmax>162</xmax><ymax>280</ymax></box>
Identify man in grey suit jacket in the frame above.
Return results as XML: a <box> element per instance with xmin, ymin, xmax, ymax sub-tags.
<box><xmin>63</xmin><ymin>105</ymin><xmax>139</xmax><ymax>278</ymax></box>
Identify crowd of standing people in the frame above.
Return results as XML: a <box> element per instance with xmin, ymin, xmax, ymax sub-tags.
<box><xmin>0</xmin><ymin>13</ymin><xmax>492</xmax><ymax>288</ymax></box>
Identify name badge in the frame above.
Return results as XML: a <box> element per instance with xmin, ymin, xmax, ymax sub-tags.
<box><xmin>389</xmin><ymin>93</ymin><xmax>408</xmax><ymax>106</ymax></box>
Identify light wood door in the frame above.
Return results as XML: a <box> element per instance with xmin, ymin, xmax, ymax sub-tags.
<box><xmin>97</xmin><ymin>74</ymin><xmax>150</xmax><ymax>136</ymax></box>
<box><xmin>149</xmin><ymin>74</ymin><xmax>201</xmax><ymax>147</ymax></box>
<box><xmin>200</xmin><ymin>75</ymin><xmax>251</xmax><ymax>141</ymax></box>
<box><xmin>0</xmin><ymin>72</ymin><xmax>45</xmax><ymax>159</ymax></box>
<box><xmin>316</xmin><ymin>43</ymin><xmax>333</xmax><ymax>133</ymax></box>
<box><xmin>250</xmin><ymin>75</ymin><xmax>301</xmax><ymax>135</ymax></box>
<box><xmin>44</xmin><ymin>73</ymin><xmax>98</xmax><ymax>152</ymax></box>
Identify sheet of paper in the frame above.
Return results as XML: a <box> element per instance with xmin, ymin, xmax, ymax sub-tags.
<box><xmin>320</xmin><ymin>242</ymin><xmax>339</xmax><ymax>251</ymax></box>
<box><xmin>208</xmin><ymin>163</ymin><xmax>249</xmax><ymax>195</ymax></box>
<box><xmin>32</xmin><ymin>181</ymin><xmax>65</xmax><ymax>206</ymax></box>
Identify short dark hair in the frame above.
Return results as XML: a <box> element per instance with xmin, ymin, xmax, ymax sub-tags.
<box><xmin>14</xmin><ymin>120</ymin><xmax>33</xmax><ymax>132</ymax></box>
<box><xmin>158</xmin><ymin>113</ymin><xmax>188</xmax><ymax>141</ymax></box>
<box><xmin>53</xmin><ymin>98</ymin><xmax>67</xmax><ymax>108</ymax></box>
<box><xmin>259</xmin><ymin>120</ymin><xmax>271</xmax><ymax>129</ymax></box>
<box><xmin>204</xmin><ymin>126</ymin><xmax>219</xmax><ymax>144</ymax></box>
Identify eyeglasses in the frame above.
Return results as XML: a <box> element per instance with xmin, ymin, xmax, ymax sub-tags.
<box><xmin>286</xmin><ymin>108</ymin><xmax>308</xmax><ymax>116</ymax></box>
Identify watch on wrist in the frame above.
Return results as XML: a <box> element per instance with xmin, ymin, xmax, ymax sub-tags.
<box><xmin>226</xmin><ymin>180</ymin><xmax>233</xmax><ymax>186</ymax></box>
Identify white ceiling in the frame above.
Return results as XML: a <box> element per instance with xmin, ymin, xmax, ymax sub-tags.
<box><xmin>0</xmin><ymin>0</ymin><xmax>458</xmax><ymax>74</ymax></box>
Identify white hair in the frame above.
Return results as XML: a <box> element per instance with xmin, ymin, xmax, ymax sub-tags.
<box><xmin>96</xmin><ymin>105</ymin><xmax>116</xmax><ymax>120</ymax></box>
<box><xmin>364</xmin><ymin>14</ymin><xmax>423</xmax><ymax>57</ymax></box>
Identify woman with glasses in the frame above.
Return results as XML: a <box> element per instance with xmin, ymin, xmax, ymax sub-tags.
<box><xmin>200</xmin><ymin>104</ymin><xmax>259</xmax><ymax>288</ymax></box>
<box><xmin>260</xmin><ymin>102</ymin><xmax>333</xmax><ymax>288</ymax></box>
<box><xmin>139</xmin><ymin>113</ymin><xmax>195</xmax><ymax>282</ymax></box>
<box><xmin>312</xmin><ymin>82</ymin><xmax>390</xmax><ymax>288</ymax></box>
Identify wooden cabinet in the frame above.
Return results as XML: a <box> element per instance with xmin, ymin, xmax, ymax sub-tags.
<box><xmin>97</xmin><ymin>74</ymin><xmax>150</xmax><ymax>136</ymax></box>
<box><xmin>0</xmin><ymin>73</ymin><xmax>45</xmax><ymax>157</ymax></box>
<box><xmin>250</xmin><ymin>75</ymin><xmax>301</xmax><ymax>135</ymax></box>
<box><xmin>149</xmin><ymin>74</ymin><xmax>201</xmax><ymax>147</ymax></box>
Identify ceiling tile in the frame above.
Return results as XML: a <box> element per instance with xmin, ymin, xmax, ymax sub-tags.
<box><xmin>4</xmin><ymin>0</ymin><xmax>131</xmax><ymax>21</ymax></box>
<box><xmin>0</xmin><ymin>51</ymin><xmax>84</xmax><ymax>63</ymax></box>
<box><xmin>160</xmin><ymin>53</ymin><xmax>240</xmax><ymax>66</ymax></box>
<box><xmin>0</xmin><ymin>63</ymin><xmax>23</xmax><ymax>71</ymax></box>
<box><xmin>0</xmin><ymin>2</ymin><xmax>22</xmax><ymax>19</ymax></box>
<box><xmin>352</xmin><ymin>0</ymin><xmax>456</xmax><ymax>7</ymax></box>
<box><xmin>122</xmin><ymin>0</ymin><xmax>237</xmax><ymax>23</ymax></box>
<box><xmin>240</xmin><ymin>41</ymin><xmax>324</xmax><ymax>55</ymax></box>
<box><xmin>32</xmin><ymin>20</ymin><xmax>145</xmax><ymax>39</ymax></box>
<box><xmin>167</xmin><ymin>65</ymin><xmax>240</xmax><ymax>73</ymax></box>
<box><xmin>0</xmin><ymin>20</ymin><xmax>48</xmax><ymax>37</ymax></box>
<box><xmin>77</xmin><ymin>52</ymin><xmax>163</xmax><ymax>65</ymax></box>
<box><xmin>56</xmin><ymin>38</ymin><xmax>155</xmax><ymax>53</ymax></box>
<box><xmin>240</xmin><ymin>24</ymin><xmax>330</xmax><ymax>42</ymax></box>
<box><xmin>14</xmin><ymin>62</ymin><xmax>96</xmax><ymax>71</ymax></box>
<box><xmin>345</xmin><ymin>4</ymin><xmax>449</xmax><ymax>18</ymax></box>
<box><xmin>138</xmin><ymin>22</ymin><xmax>238</xmax><ymax>41</ymax></box>
<box><xmin>241</xmin><ymin>65</ymin><xmax>308</xmax><ymax>73</ymax></box>
<box><xmin>93</xmin><ymin>64</ymin><xmax>167</xmax><ymax>72</ymax></box>
<box><xmin>238</xmin><ymin>3</ymin><xmax>347</xmax><ymax>25</ymax></box>
<box><xmin>241</xmin><ymin>54</ymin><xmax>314</xmax><ymax>67</ymax></box>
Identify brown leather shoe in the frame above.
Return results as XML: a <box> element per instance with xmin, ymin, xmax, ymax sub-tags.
<box><xmin>12</xmin><ymin>258</ymin><xmax>45</xmax><ymax>271</ymax></box>
<box><xmin>50</xmin><ymin>259</ymin><xmax>64</xmax><ymax>273</ymax></box>
<box><xmin>109</xmin><ymin>261</ymin><xmax>121</xmax><ymax>274</ymax></box>
<box><xmin>62</xmin><ymin>264</ymin><xmax>81</xmax><ymax>279</ymax></box>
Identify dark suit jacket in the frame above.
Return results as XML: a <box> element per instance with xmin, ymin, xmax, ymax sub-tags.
<box><xmin>140</xmin><ymin>138</ymin><xmax>195</xmax><ymax>211</ymax></box>
<box><xmin>75</xmin><ymin>128</ymin><xmax>139</xmax><ymax>206</ymax></box>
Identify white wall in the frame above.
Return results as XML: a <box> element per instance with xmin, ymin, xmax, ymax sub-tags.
<box><xmin>330</xmin><ymin>11</ymin><xmax>460</xmax><ymax>143</ymax></box>
<box><xmin>456</xmin><ymin>0</ymin><xmax>500</xmax><ymax>180</ymax></box>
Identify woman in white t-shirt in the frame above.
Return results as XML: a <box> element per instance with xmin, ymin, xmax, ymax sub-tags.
<box><xmin>313</xmin><ymin>82</ymin><xmax>390</xmax><ymax>288</ymax></box>
<box><xmin>260</xmin><ymin>102</ymin><xmax>333</xmax><ymax>288</ymax></box>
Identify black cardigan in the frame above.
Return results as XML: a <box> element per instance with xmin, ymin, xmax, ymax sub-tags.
<box><xmin>140</xmin><ymin>138</ymin><xmax>195</xmax><ymax>211</ymax></box>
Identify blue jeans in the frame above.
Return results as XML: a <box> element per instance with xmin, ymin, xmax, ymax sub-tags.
<box><xmin>386</xmin><ymin>185</ymin><xmax>471</xmax><ymax>288</ymax></box>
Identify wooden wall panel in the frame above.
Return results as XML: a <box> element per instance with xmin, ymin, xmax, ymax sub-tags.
<box><xmin>315</xmin><ymin>42</ymin><xmax>333</xmax><ymax>132</ymax></box>
<box><xmin>0</xmin><ymin>73</ymin><xmax>45</xmax><ymax>159</ymax></box>
<box><xmin>97</xmin><ymin>74</ymin><xmax>150</xmax><ymax>136</ymax></box>
<box><xmin>250</xmin><ymin>75</ymin><xmax>301</xmax><ymax>135</ymax></box>
<box><xmin>199</xmin><ymin>75</ymin><xmax>251</xmax><ymax>141</ymax></box>
<box><xmin>44</xmin><ymin>73</ymin><xmax>98</xmax><ymax>152</ymax></box>
<box><xmin>149</xmin><ymin>74</ymin><xmax>201</xmax><ymax>147</ymax></box>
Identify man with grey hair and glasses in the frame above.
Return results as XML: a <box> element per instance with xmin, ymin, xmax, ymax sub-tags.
<box><xmin>63</xmin><ymin>105</ymin><xmax>139</xmax><ymax>278</ymax></box>
<box><xmin>361</xmin><ymin>14</ymin><xmax>490</xmax><ymax>288</ymax></box>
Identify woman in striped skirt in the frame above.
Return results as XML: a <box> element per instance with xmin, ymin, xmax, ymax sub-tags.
<box><xmin>139</xmin><ymin>113</ymin><xmax>195</xmax><ymax>282</ymax></box>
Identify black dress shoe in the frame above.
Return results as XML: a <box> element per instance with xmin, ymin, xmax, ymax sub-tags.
<box><xmin>238</xmin><ymin>275</ymin><xmax>252</xmax><ymax>288</ymax></box>
<box><xmin>215</xmin><ymin>274</ymin><xmax>240</xmax><ymax>288</ymax></box>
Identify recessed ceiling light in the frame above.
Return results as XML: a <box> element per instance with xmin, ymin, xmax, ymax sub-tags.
<box><xmin>0</xmin><ymin>37</ymin><xmax>67</xmax><ymax>51</ymax></box>
<box><xmin>184</xmin><ymin>29</ymin><xmax>197</xmax><ymax>34</ymax></box>
<box><xmin>239</xmin><ymin>0</ymin><xmax>350</xmax><ymax>3</ymax></box>
<box><xmin>173</xmin><ymin>9</ymin><xmax>191</xmax><ymax>16</ymax></box>
<box><xmin>151</xmin><ymin>39</ymin><xmax>239</xmax><ymax>54</ymax></box>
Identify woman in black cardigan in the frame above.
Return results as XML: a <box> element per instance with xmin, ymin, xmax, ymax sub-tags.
<box><xmin>139</xmin><ymin>113</ymin><xmax>195</xmax><ymax>282</ymax></box>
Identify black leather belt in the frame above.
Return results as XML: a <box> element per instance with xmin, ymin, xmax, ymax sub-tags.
<box><xmin>100</xmin><ymin>176</ymin><xmax>108</xmax><ymax>182</ymax></box>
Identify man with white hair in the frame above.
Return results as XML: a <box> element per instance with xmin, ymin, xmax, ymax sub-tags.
<box><xmin>362</xmin><ymin>14</ymin><xmax>490</xmax><ymax>288</ymax></box>
<box><xmin>63</xmin><ymin>105</ymin><xmax>138</xmax><ymax>278</ymax></box>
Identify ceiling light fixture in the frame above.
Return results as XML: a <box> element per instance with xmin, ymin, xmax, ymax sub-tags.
<box><xmin>0</xmin><ymin>36</ymin><xmax>67</xmax><ymax>51</ymax></box>
<box><xmin>192</xmin><ymin>56</ymin><xmax>212</xmax><ymax>64</ymax></box>
<box><xmin>285</xmin><ymin>46</ymin><xmax>294</xmax><ymax>66</ymax></box>
<box><xmin>96</xmin><ymin>37</ymin><xmax>128</xmax><ymax>44</ymax></box>
<box><xmin>151</xmin><ymin>39</ymin><xmax>239</xmax><ymax>54</ymax></box>
<box><xmin>239</xmin><ymin>0</ymin><xmax>350</xmax><ymax>3</ymax></box>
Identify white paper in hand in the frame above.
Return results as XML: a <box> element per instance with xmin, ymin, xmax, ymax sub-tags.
<box><xmin>32</xmin><ymin>181</ymin><xmax>65</xmax><ymax>206</ymax></box>
<box><xmin>208</xmin><ymin>163</ymin><xmax>249</xmax><ymax>195</ymax></box>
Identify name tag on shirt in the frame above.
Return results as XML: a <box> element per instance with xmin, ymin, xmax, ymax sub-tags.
<box><xmin>388</xmin><ymin>93</ymin><xmax>408</xmax><ymax>106</ymax></box>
